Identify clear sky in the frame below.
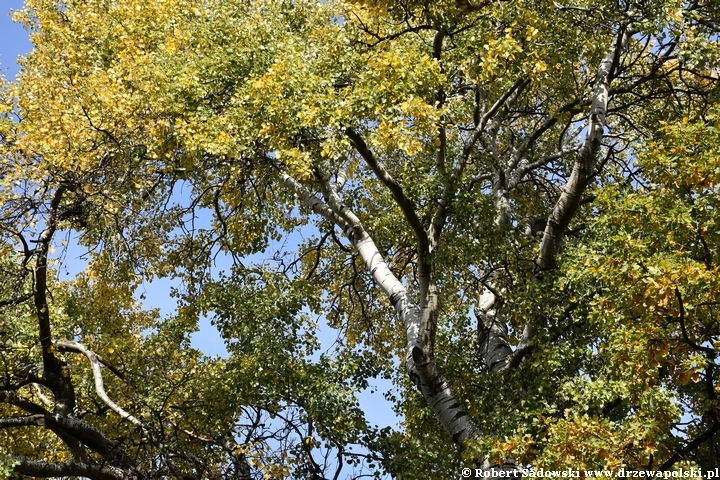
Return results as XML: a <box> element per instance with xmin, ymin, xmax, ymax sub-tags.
<box><xmin>0</xmin><ymin>0</ymin><xmax>31</xmax><ymax>78</ymax></box>
<box><xmin>0</xmin><ymin>0</ymin><xmax>396</xmax><ymax>434</ymax></box>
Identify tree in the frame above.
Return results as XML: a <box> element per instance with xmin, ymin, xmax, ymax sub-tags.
<box><xmin>0</xmin><ymin>0</ymin><xmax>719</xmax><ymax>477</ymax></box>
<box><xmin>562</xmin><ymin>106</ymin><xmax>720</xmax><ymax>470</ymax></box>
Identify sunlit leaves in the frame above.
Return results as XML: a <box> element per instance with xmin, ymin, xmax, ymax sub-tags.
<box><xmin>559</xmin><ymin>107</ymin><xmax>720</xmax><ymax>468</ymax></box>
<box><xmin>1</xmin><ymin>0</ymin><xmax>719</xmax><ymax>476</ymax></box>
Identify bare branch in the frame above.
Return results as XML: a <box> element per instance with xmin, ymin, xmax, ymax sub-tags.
<box><xmin>33</xmin><ymin>383</ymin><xmax>54</xmax><ymax>408</ymax></box>
<box><xmin>507</xmin><ymin>147</ymin><xmax>579</xmax><ymax>191</ymax></box>
<box><xmin>334</xmin><ymin>168</ymin><xmax>348</xmax><ymax>192</ymax></box>
<box><xmin>0</xmin><ymin>391</ymin><xmax>91</xmax><ymax>462</ymax></box>
<box><xmin>0</xmin><ymin>414</ymin><xmax>44</xmax><ymax>429</ymax></box>
<box><xmin>660</xmin><ymin>420</ymin><xmax>720</xmax><ymax>471</ymax></box>
<box><xmin>463</xmin><ymin>78</ymin><xmax>530</xmax><ymax>159</ymax></box>
<box><xmin>36</xmin><ymin>185</ymin><xmax>67</xmax><ymax>364</ymax></box>
<box><xmin>475</xmin><ymin>289</ymin><xmax>513</xmax><ymax>372</ymax></box>
<box><xmin>278</xmin><ymin>169</ymin><xmax>354</xmax><ymax>240</ymax></box>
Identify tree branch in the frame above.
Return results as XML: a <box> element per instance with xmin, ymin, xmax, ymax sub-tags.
<box><xmin>0</xmin><ymin>390</ymin><xmax>91</xmax><ymax>462</ymax></box>
<box><xmin>0</xmin><ymin>291</ymin><xmax>34</xmax><ymax>308</ymax></box>
<box><xmin>660</xmin><ymin>420</ymin><xmax>720</xmax><ymax>471</ymax></box>
<box><xmin>43</xmin><ymin>339</ymin><xmax>186</xmax><ymax>479</ymax></box>
<box><xmin>54</xmin><ymin>339</ymin><xmax>142</xmax><ymax>427</ymax></box>
<box><xmin>507</xmin><ymin>147</ymin><xmax>579</xmax><ymax>191</ymax></box>
<box><xmin>11</xmin><ymin>459</ymin><xmax>131</xmax><ymax>480</ymax></box>
<box><xmin>345</xmin><ymin>127</ymin><xmax>430</xmax><ymax>255</ymax></box>
<box><xmin>462</xmin><ymin>78</ymin><xmax>530</xmax><ymax>160</ymax></box>
<box><xmin>283</xmin><ymin>167</ymin><xmax>480</xmax><ymax>448</ymax></box>
<box><xmin>277</xmin><ymin>167</ymin><xmax>354</xmax><ymax>240</ymax></box>
<box><xmin>0</xmin><ymin>414</ymin><xmax>44</xmax><ymax>429</ymax></box>
<box><xmin>537</xmin><ymin>24</ymin><xmax>636</xmax><ymax>270</ymax></box>
<box><xmin>475</xmin><ymin>289</ymin><xmax>513</xmax><ymax>372</ymax></box>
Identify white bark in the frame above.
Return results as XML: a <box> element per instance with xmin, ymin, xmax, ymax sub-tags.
<box><xmin>475</xmin><ymin>289</ymin><xmax>513</xmax><ymax>372</ymax></box>
<box><xmin>54</xmin><ymin>340</ymin><xmax>143</xmax><ymax>427</ymax></box>
<box><xmin>33</xmin><ymin>383</ymin><xmax>54</xmax><ymax>408</ymax></box>
<box><xmin>538</xmin><ymin>25</ymin><xmax>635</xmax><ymax>270</ymax></box>
<box><xmin>279</xmin><ymin>24</ymin><xmax>636</xmax><ymax>466</ymax></box>
<box><xmin>282</xmin><ymin>170</ymin><xmax>481</xmax><ymax>445</ymax></box>
<box><xmin>479</xmin><ymin>26</ymin><xmax>637</xmax><ymax>376</ymax></box>
<box><xmin>55</xmin><ymin>339</ymin><xmax>189</xmax><ymax>477</ymax></box>
<box><xmin>358</xmin><ymin>235</ymin><xmax>481</xmax><ymax>443</ymax></box>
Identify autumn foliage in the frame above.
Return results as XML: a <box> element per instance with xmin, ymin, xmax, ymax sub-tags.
<box><xmin>0</xmin><ymin>0</ymin><xmax>719</xmax><ymax>478</ymax></box>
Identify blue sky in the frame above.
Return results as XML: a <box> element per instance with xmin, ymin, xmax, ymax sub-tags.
<box><xmin>1</xmin><ymin>0</ymin><xmax>397</xmax><ymax>434</ymax></box>
<box><xmin>0</xmin><ymin>0</ymin><xmax>30</xmax><ymax>78</ymax></box>
<box><xmin>0</xmin><ymin>0</ymin><xmax>228</xmax><ymax>357</ymax></box>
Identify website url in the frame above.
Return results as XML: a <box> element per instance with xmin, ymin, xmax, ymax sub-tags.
<box><xmin>461</xmin><ymin>467</ymin><xmax>711</xmax><ymax>478</ymax></box>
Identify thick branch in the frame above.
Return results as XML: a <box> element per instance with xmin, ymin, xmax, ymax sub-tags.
<box><xmin>279</xmin><ymin>171</ymin><xmax>354</xmax><ymax>240</ymax></box>
<box><xmin>489</xmin><ymin>26</ymin><xmax>635</xmax><ymax>373</ymax></box>
<box><xmin>0</xmin><ymin>414</ymin><xmax>44</xmax><ymax>428</ymax></box>
<box><xmin>11</xmin><ymin>459</ymin><xmax>131</xmax><ymax>480</ymax></box>
<box><xmin>675</xmin><ymin>288</ymin><xmax>715</xmax><ymax>354</ymax></box>
<box><xmin>336</xmin><ymin>132</ymin><xmax>442</xmax><ymax>355</ymax></box>
<box><xmin>0</xmin><ymin>390</ymin><xmax>48</xmax><ymax>414</ymax></box>
<box><xmin>660</xmin><ymin>420</ymin><xmax>720</xmax><ymax>470</ymax></box>
<box><xmin>32</xmin><ymin>184</ymin><xmax>78</xmax><ymax>418</ymax></box>
<box><xmin>35</xmin><ymin>185</ymin><xmax>67</xmax><ymax>361</ymax></box>
<box><xmin>33</xmin><ymin>383</ymin><xmax>54</xmax><ymax>408</ymax></box>
<box><xmin>54</xmin><ymin>340</ymin><xmax>142</xmax><ymax>426</ymax></box>
<box><xmin>345</xmin><ymin>127</ymin><xmax>429</xmax><ymax>255</ymax></box>
<box><xmin>64</xmin><ymin>368</ymin><xmax>179</xmax><ymax>480</ymax></box>
<box><xmin>334</xmin><ymin>168</ymin><xmax>348</xmax><ymax>192</ymax></box>
<box><xmin>0</xmin><ymin>386</ymin><xmax>90</xmax><ymax>462</ymax></box>
<box><xmin>0</xmin><ymin>390</ymin><xmax>130</xmax><ymax>465</ymax></box>
<box><xmin>475</xmin><ymin>290</ymin><xmax>513</xmax><ymax>371</ymax></box>
<box><xmin>283</xmin><ymin>169</ymin><xmax>480</xmax><ymax>447</ymax></box>
<box><xmin>537</xmin><ymin>25</ymin><xmax>635</xmax><ymax>270</ymax></box>
<box><xmin>46</xmin><ymin>413</ymin><xmax>125</xmax><ymax>461</ymax></box>
<box><xmin>0</xmin><ymin>291</ymin><xmax>34</xmax><ymax>308</ymax></box>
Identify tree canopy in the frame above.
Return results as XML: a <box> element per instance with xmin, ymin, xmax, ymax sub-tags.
<box><xmin>0</xmin><ymin>0</ymin><xmax>719</xmax><ymax>477</ymax></box>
